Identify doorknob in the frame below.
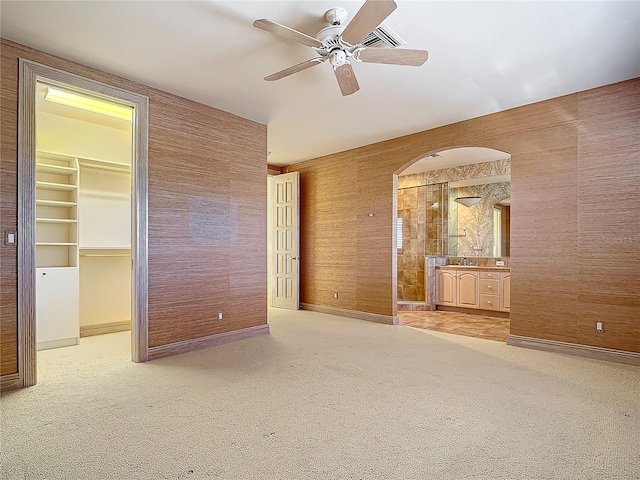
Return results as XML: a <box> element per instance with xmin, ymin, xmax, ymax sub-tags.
<box><xmin>291</xmin><ymin>256</ymin><xmax>298</xmax><ymax>260</ymax></box>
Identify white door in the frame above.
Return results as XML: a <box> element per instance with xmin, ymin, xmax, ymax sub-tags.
<box><xmin>272</xmin><ymin>172</ymin><xmax>299</xmax><ymax>309</ymax></box>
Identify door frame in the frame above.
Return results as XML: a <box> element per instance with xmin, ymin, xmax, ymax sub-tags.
<box><xmin>17</xmin><ymin>59</ymin><xmax>150</xmax><ymax>388</ymax></box>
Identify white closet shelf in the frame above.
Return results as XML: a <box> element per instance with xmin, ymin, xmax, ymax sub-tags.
<box><xmin>80</xmin><ymin>247</ymin><xmax>131</xmax><ymax>257</ymax></box>
<box><xmin>36</xmin><ymin>163</ymin><xmax>76</xmax><ymax>175</ymax></box>
<box><xmin>36</xmin><ymin>199</ymin><xmax>77</xmax><ymax>207</ymax></box>
<box><xmin>36</xmin><ymin>181</ymin><xmax>78</xmax><ymax>191</ymax></box>
<box><xmin>36</xmin><ymin>242</ymin><xmax>78</xmax><ymax>246</ymax></box>
<box><xmin>36</xmin><ymin>218</ymin><xmax>77</xmax><ymax>224</ymax></box>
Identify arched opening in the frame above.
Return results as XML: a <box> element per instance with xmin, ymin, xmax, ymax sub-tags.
<box><xmin>394</xmin><ymin>147</ymin><xmax>511</xmax><ymax>342</ymax></box>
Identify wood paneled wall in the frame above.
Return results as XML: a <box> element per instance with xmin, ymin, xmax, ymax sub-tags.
<box><xmin>287</xmin><ymin>78</ymin><xmax>640</xmax><ymax>353</ymax></box>
<box><xmin>0</xmin><ymin>39</ymin><xmax>267</xmax><ymax>374</ymax></box>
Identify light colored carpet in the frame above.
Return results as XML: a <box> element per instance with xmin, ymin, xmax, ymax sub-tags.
<box><xmin>1</xmin><ymin>308</ymin><xmax>639</xmax><ymax>480</ymax></box>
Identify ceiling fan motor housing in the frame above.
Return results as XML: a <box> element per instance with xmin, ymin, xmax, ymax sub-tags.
<box><xmin>316</xmin><ymin>24</ymin><xmax>346</xmax><ymax>47</ymax></box>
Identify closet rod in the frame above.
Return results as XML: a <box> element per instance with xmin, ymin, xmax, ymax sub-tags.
<box><xmin>78</xmin><ymin>162</ymin><xmax>130</xmax><ymax>173</ymax></box>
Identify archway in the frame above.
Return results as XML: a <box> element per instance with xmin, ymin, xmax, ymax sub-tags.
<box><xmin>394</xmin><ymin>147</ymin><xmax>512</xmax><ymax>342</ymax></box>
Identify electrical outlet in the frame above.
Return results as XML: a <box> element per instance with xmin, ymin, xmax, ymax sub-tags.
<box><xmin>217</xmin><ymin>311</ymin><xmax>223</xmax><ymax>321</ymax></box>
<box><xmin>496</xmin><ymin>260</ymin><xmax>505</xmax><ymax>267</ymax></box>
<box><xmin>596</xmin><ymin>321</ymin><xmax>604</xmax><ymax>332</ymax></box>
<box><xmin>333</xmin><ymin>292</ymin><xmax>338</xmax><ymax>299</ymax></box>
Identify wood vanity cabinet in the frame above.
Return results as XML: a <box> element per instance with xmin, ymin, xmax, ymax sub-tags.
<box><xmin>436</xmin><ymin>267</ymin><xmax>510</xmax><ymax>314</ymax></box>
<box><xmin>479</xmin><ymin>271</ymin><xmax>500</xmax><ymax>311</ymax></box>
<box><xmin>436</xmin><ymin>269</ymin><xmax>456</xmax><ymax>305</ymax></box>
<box><xmin>457</xmin><ymin>271</ymin><xmax>479</xmax><ymax>308</ymax></box>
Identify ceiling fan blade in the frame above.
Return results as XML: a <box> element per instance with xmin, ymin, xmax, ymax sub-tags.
<box><xmin>253</xmin><ymin>19</ymin><xmax>324</xmax><ymax>49</ymax></box>
<box><xmin>264</xmin><ymin>57</ymin><xmax>326</xmax><ymax>81</ymax></box>
<box><xmin>341</xmin><ymin>0</ymin><xmax>397</xmax><ymax>46</ymax></box>
<box><xmin>358</xmin><ymin>48</ymin><xmax>429</xmax><ymax>66</ymax></box>
<box><xmin>334</xmin><ymin>63</ymin><xmax>360</xmax><ymax>96</ymax></box>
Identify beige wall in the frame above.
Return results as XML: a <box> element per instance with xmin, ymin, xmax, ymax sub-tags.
<box><xmin>287</xmin><ymin>78</ymin><xmax>640</xmax><ymax>353</ymax></box>
<box><xmin>1</xmin><ymin>39</ymin><xmax>268</xmax><ymax>375</ymax></box>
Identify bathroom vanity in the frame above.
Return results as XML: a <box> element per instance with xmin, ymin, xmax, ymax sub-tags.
<box><xmin>436</xmin><ymin>266</ymin><xmax>510</xmax><ymax>315</ymax></box>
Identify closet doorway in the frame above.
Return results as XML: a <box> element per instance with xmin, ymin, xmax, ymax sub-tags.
<box><xmin>17</xmin><ymin>61</ymin><xmax>149</xmax><ymax>388</ymax></box>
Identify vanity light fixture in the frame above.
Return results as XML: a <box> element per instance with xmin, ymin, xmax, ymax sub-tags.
<box><xmin>454</xmin><ymin>196</ymin><xmax>482</xmax><ymax>207</ymax></box>
<box><xmin>44</xmin><ymin>87</ymin><xmax>133</xmax><ymax>121</ymax></box>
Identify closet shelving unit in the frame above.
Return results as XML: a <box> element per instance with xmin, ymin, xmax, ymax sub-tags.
<box><xmin>35</xmin><ymin>151</ymin><xmax>81</xmax><ymax>350</ymax></box>
<box><xmin>36</xmin><ymin>152</ymin><xmax>79</xmax><ymax>267</ymax></box>
<box><xmin>36</xmin><ymin>150</ymin><xmax>133</xmax><ymax>349</ymax></box>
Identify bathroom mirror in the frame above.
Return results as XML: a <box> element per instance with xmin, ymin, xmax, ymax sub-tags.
<box><xmin>448</xmin><ymin>175</ymin><xmax>510</xmax><ymax>257</ymax></box>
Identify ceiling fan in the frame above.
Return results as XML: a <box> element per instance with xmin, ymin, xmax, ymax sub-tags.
<box><xmin>253</xmin><ymin>0</ymin><xmax>429</xmax><ymax>96</ymax></box>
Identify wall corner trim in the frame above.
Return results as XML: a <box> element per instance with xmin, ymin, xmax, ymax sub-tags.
<box><xmin>147</xmin><ymin>324</ymin><xmax>270</xmax><ymax>361</ymax></box>
<box><xmin>0</xmin><ymin>373</ymin><xmax>20</xmax><ymax>392</ymax></box>
<box><xmin>300</xmin><ymin>303</ymin><xmax>398</xmax><ymax>325</ymax></box>
<box><xmin>507</xmin><ymin>335</ymin><xmax>640</xmax><ymax>366</ymax></box>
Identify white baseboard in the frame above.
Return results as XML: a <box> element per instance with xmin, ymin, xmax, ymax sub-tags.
<box><xmin>80</xmin><ymin>320</ymin><xmax>131</xmax><ymax>338</ymax></box>
<box><xmin>507</xmin><ymin>334</ymin><xmax>640</xmax><ymax>366</ymax></box>
<box><xmin>37</xmin><ymin>337</ymin><xmax>78</xmax><ymax>351</ymax></box>
<box><xmin>300</xmin><ymin>303</ymin><xmax>398</xmax><ymax>325</ymax></box>
<box><xmin>148</xmin><ymin>324</ymin><xmax>270</xmax><ymax>360</ymax></box>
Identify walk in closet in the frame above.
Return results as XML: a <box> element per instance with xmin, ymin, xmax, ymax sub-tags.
<box><xmin>35</xmin><ymin>83</ymin><xmax>133</xmax><ymax>350</ymax></box>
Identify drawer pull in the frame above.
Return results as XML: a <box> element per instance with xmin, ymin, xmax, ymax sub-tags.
<box><xmin>487</xmin><ymin>301</ymin><xmax>492</xmax><ymax>305</ymax></box>
<box><xmin>487</xmin><ymin>273</ymin><xmax>492</xmax><ymax>277</ymax></box>
<box><xmin>487</xmin><ymin>285</ymin><xmax>492</xmax><ymax>290</ymax></box>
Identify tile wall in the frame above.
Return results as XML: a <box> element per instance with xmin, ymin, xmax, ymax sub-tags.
<box><xmin>397</xmin><ymin>186</ymin><xmax>426</xmax><ymax>301</ymax></box>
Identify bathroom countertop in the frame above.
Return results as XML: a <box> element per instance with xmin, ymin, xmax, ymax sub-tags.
<box><xmin>437</xmin><ymin>265</ymin><xmax>510</xmax><ymax>271</ymax></box>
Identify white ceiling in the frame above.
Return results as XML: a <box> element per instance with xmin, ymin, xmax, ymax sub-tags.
<box><xmin>2</xmin><ymin>1</ymin><xmax>639</xmax><ymax>166</ymax></box>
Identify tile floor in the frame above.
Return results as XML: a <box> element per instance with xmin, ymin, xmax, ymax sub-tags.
<box><xmin>398</xmin><ymin>310</ymin><xmax>510</xmax><ymax>342</ymax></box>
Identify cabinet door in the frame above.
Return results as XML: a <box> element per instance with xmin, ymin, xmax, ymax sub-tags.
<box><xmin>36</xmin><ymin>267</ymin><xmax>79</xmax><ymax>348</ymax></box>
<box><xmin>457</xmin><ymin>271</ymin><xmax>479</xmax><ymax>308</ymax></box>
<box><xmin>436</xmin><ymin>270</ymin><xmax>456</xmax><ymax>305</ymax></box>
<box><xmin>500</xmin><ymin>273</ymin><xmax>511</xmax><ymax>312</ymax></box>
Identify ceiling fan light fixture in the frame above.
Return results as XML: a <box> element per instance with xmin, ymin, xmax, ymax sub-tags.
<box><xmin>454</xmin><ymin>196</ymin><xmax>483</xmax><ymax>207</ymax></box>
<box><xmin>329</xmin><ymin>50</ymin><xmax>347</xmax><ymax>67</ymax></box>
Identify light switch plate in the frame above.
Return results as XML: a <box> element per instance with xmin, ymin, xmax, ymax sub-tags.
<box><xmin>4</xmin><ymin>231</ymin><xmax>16</xmax><ymax>246</ymax></box>
<box><xmin>496</xmin><ymin>260</ymin><xmax>505</xmax><ymax>267</ymax></box>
